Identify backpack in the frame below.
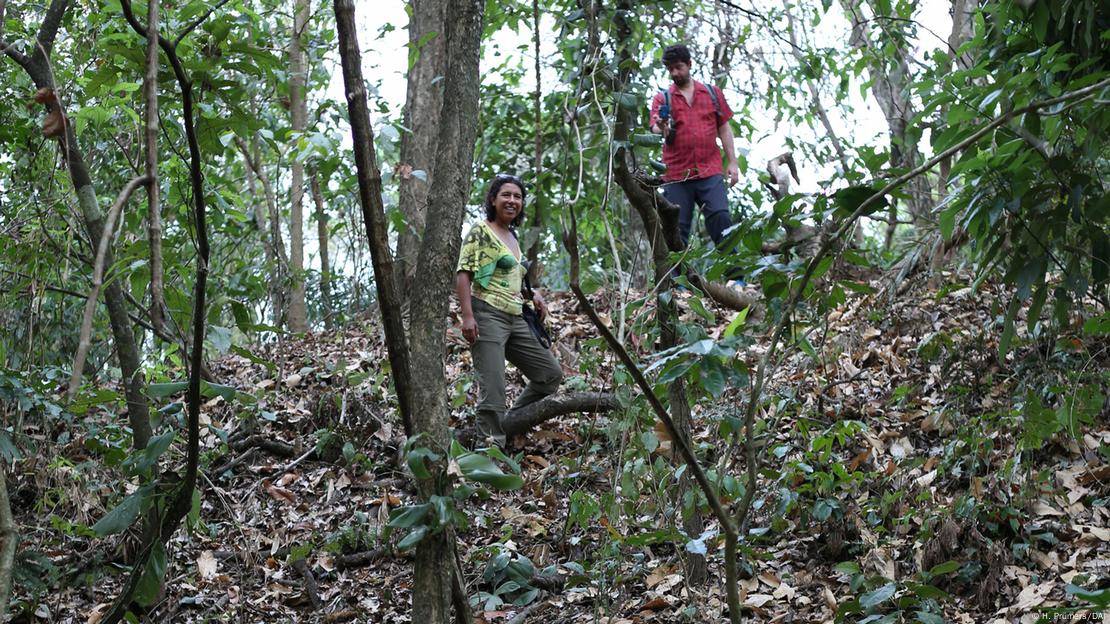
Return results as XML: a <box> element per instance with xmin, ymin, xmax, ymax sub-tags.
<box><xmin>660</xmin><ymin>81</ymin><xmax>722</xmax><ymax>125</ymax></box>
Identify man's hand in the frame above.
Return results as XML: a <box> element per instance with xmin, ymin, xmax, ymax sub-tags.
<box><xmin>727</xmin><ymin>161</ymin><xmax>739</xmax><ymax>186</ymax></box>
<box><xmin>461</xmin><ymin>314</ymin><xmax>479</xmax><ymax>344</ymax></box>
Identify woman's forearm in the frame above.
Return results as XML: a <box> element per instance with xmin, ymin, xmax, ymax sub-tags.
<box><xmin>456</xmin><ymin>272</ymin><xmax>474</xmax><ymax>318</ymax></box>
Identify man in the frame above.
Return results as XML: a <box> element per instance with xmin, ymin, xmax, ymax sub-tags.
<box><xmin>650</xmin><ymin>43</ymin><xmax>740</xmax><ymax>248</ymax></box>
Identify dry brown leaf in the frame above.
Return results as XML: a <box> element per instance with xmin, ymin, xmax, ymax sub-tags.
<box><xmin>639</xmin><ymin>596</ymin><xmax>669</xmax><ymax>611</ymax></box>
<box><xmin>262</xmin><ymin>479</ymin><xmax>296</xmax><ymax>504</ymax></box>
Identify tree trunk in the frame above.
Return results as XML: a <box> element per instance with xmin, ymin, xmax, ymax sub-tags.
<box><xmin>840</xmin><ymin>1</ymin><xmax>931</xmax><ymax>230</ymax></box>
<box><xmin>5</xmin><ymin>0</ymin><xmax>151</xmax><ymax>450</ymax></box>
<box><xmin>407</xmin><ymin>0</ymin><xmax>484</xmax><ymax>620</ymax></box>
<box><xmin>0</xmin><ymin>464</ymin><xmax>17</xmax><ymax>624</ymax></box>
<box><xmin>937</xmin><ymin>0</ymin><xmax>977</xmax><ymax>195</ymax></box>
<box><xmin>238</xmin><ymin>136</ymin><xmax>289</xmax><ymax>326</ymax></box>
<box><xmin>311</xmin><ymin>174</ymin><xmax>333</xmax><ymax>328</ymax></box>
<box><xmin>286</xmin><ymin>0</ymin><xmax>309</xmax><ymax>331</ymax></box>
<box><xmin>395</xmin><ymin>0</ymin><xmax>447</xmax><ymax>301</ymax></box>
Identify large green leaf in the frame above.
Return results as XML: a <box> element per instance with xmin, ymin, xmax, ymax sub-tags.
<box><xmin>456</xmin><ymin>452</ymin><xmax>523</xmax><ymax>490</ymax></box>
<box><xmin>92</xmin><ymin>484</ymin><xmax>155</xmax><ymax>537</ymax></box>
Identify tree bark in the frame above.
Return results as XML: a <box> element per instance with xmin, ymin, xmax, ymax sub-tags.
<box><xmin>237</xmin><ymin>135</ymin><xmax>289</xmax><ymax>326</ymax></box>
<box><xmin>286</xmin><ymin>0</ymin><xmax>309</xmax><ymax>331</ymax></box>
<box><xmin>395</xmin><ymin>0</ymin><xmax>447</xmax><ymax>301</ymax></box>
<box><xmin>5</xmin><ymin>0</ymin><xmax>152</xmax><ymax>450</ymax></box>
<box><xmin>311</xmin><ymin>173</ymin><xmax>333</xmax><ymax>328</ymax></box>
<box><xmin>336</xmin><ymin>2</ymin><xmax>484</xmax><ymax>621</ymax></box>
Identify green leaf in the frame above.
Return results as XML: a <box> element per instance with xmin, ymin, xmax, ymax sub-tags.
<box><xmin>130</xmin><ymin>430</ymin><xmax>175</xmax><ymax>474</ymax></box>
<box><xmin>834</xmin><ymin>561</ymin><xmax>861</xmax><ymax>575</ymax></box>
<box><xmin>147</xmin><ymin>381</ymin><xmax>187</xmax><ymax>398</ymax></box>
<box><xmin>723</xmin><ymin>307</ymin><xmax>750</xmax><ymax>337</ymax></box>
<box><xmin>915</xmin><ymin>612</ymin><xmax>944</xmax><ymax>624</ymax></box>
<box><xmin>457</xmin><ymin>452</ymin><xmax>523</xmax><ymax>490</ymax></box>
<box><xmin>387</xmin><ymin>503</ymin><xmax>431</xmax><ymax>529</ymax></box>
<box><xmin>859</xmin><ymin>582</ymin><xmax>896</xmax><ymax>609</ymax></box>
<box><xmin>396</xmin><ymin>525</ymin><xmax>430</xmax><ymax>550</ymax></box>
<box><xmin>699</xmin><ymin>358</ymin><xmax>726</xmax><ymax>398</ymax></box>
<box><xmin>833</xmin><ymin>185</ymin><xmax>887</xmax><ymax>219</ymax></box>
<box><xmin>92</xmin><ymin>484</ymin><xmax>154</xmax><ymax>536</ymax></box>
<box><xmin>1065</xmin><ymin>584</ymin><xmax>1110</xmax><ymax>607</ymax></box>
<box><xmin>406</xmin><ymin>447</ymin><xmax>440</xmax><ymax>480</ymax></box>
<box><xmin>928</xmin><ymin>560</ymin><xmax>960</xmax><ymax>576</ymax></box>
<box><xmin>133</xmin><ymin>541</ymin><xmax>167</xmax><ymax>607</ymax></box>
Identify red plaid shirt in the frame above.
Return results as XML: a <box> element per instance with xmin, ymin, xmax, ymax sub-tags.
<box><xmin>650</xmin><ymin>81</ymin><xmax>733</xmax><ymax>182</ymax></box>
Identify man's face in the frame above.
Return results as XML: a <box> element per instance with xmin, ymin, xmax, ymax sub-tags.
<box><xmin>666</xmin><ymin>61</ymin><xmax>691</xmax><ymax>87</ymax></box>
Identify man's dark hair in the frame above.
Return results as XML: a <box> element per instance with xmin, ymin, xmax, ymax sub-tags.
<box><xmin>662</xmin><ymin>44</ymin><xmax>692</xmax><ymax>67</ymax></box>
<box><xmin>484</xmin><ymin>173</ymin><xmax>527</xmax><ymax>228</ymax></box>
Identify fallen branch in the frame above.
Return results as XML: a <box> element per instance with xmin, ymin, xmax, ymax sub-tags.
<box><xmin>335</xmin><ymin>546</ymin><xmax>395</xmax><ymax>570</ymax></box>
<box><xmin>291</xmin><ymin>558</ymin><xmax>322</xmax><ymax>610</ymax></box>
<box><xmin>230</xmin><ymin>435</ymin><xmax>296</xmax><ymax>457</ymax></box>
<box><xmin>688</xmin><ymin>274</ymin><xmax>759</xmax><ymax>314</ymax></box>
<box><xmin>501</xmin><ymin>392</ymin><xmax>620</xmax><ymax>436</ymax></box>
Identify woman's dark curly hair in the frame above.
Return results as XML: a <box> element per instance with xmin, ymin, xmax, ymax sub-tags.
<box><xmin>484</xmin><ymin>173</ymin><xmax>527</xmax><ymax>228</ymax></box>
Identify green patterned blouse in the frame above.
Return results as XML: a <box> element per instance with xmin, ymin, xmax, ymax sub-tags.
<box><xmin>456</xmin><ymin>221</ymin><xmax>524</xmax><ymax>315</ymax></box>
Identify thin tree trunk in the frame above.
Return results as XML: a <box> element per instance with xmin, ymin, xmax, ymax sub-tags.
<box><xmin>937</xmin><ymin>0</ymin><xmax>977</xmax><ymax>195</ymax></box>
<box><xmin>241</xmin><ymin>140</ymin><xmax>280</xmax><ymax>321</ymax></box>
<box><xmin>395</xmin><ymin>0</ymin><xmax>447</xmax><ymax>301</ymax></box>
<box><xmin>144</xmin><ymin>0</ymin><xmax>165</xmax><ymax>333</ymax></box>
<box><xmin>286</xmin><ymin>0</ymin><xmax>309</xmax><ymax>331</ymax></box>
<box><xmin>0</xmin><ymin>464</ymin><xmax>17</xmax><ymax>624</ymax></box>
<box><xmin>840</xmin><ymin>1</ymin><xmax>931</xmax><ymax>231</ymax></box>
<box><xmin>237</xmin><ymin>136</ymin><xmax>289</xmax><ymax>326</ymax></box>
<box><xmin>525</xmin><ymin>0</ymin><xmax>544</xmax><ymax>283</ymax></box>
<box><xmin>5</xmin><ymin>0</ymin><xmax>151</xmax><ymax>450</ymax></box>
<box><xmin>311</xmin><ymin>174</ymin><xmax>333</xmax><ymax>327</ymax></box>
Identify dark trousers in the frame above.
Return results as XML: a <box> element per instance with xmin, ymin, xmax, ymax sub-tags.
<box><xmin>661</xmin><ymin>174</ymin><xmax>732</xmax><ymax>247</ymax></box>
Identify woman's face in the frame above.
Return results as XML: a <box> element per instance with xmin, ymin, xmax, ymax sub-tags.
<box><xmin>491</xmin><ymin>182</ymin><xmax>523</xmax><ymax>226</ymax></box>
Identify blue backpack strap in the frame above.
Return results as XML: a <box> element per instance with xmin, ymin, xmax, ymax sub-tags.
<box><xmin>659</xmin><ymin>88</ymin><xmax>670</xmax><ymax>111</ymax></box>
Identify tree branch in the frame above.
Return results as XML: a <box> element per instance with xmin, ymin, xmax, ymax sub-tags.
<box><xmin>67</xmin><ymin>174</ymin><xmax>150</xmax><ymax>399</ymax></box>
<box><xmin>173</xmin><ymin>0</ymin><xmax>232</xmax><ymax>48</ymax></box>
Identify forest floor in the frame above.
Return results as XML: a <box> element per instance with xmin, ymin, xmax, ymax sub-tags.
<box><xmin>8</xmin><ymin>270</ymin><xmax>1110</xmax><ymax>623</ymax></box>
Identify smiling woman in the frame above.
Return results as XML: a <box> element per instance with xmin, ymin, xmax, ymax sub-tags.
<box><xmin>455</xmin><ymin>174</ymin><xmax>562</xmax><ymax>445</ymax></box>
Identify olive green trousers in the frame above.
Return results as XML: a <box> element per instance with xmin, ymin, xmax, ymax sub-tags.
<box><xmin>470</xmin><ymin>297</ymin><xmax>562</xmax><ymax>442</ymax></box>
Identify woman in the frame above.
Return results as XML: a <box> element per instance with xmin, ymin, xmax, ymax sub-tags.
<box><xmin>456</xmin><ymin>174</ymin><xmax>563</xmax><ymax>444</ymax></box>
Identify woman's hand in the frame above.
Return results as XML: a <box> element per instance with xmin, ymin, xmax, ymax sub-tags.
<box><xmin>533</xmin><ymin>293</ymin><xmax>548</xmax><ymax>322</ymax></box>
<box><xmin>461</xmin><ymin>314</ymin><xmax>479</xmax><ymax>344</ymax></box>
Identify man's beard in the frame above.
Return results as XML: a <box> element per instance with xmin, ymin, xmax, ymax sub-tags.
<box><xmin>673</xmin><ymin>75</ymin><xmax>689</xmax><ymax>87</ymax></box>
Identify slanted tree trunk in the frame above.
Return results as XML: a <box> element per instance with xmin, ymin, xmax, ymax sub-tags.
<box><xmin>4</xmin><ymin>0</ymin><xmax>151</xmax><ymax>450</ymax></box>
<box><xmin>608</xmin><ymin>0</ymin><xmax>706</xmax><ymax>585</ymax></box>
<box><xmin>286</xmin><ymin>0</ymin><xmax>309</xmax><ymax>331</ymax></box>
<box><xmin>311</xmin><ymin>174</ymin><xmax>333</xmax><ymax>328</ymax></box>
<box><xmin>395</xmin><ymin>0</ymin><xmax>447</xmax><ymax>301</ymax></box>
